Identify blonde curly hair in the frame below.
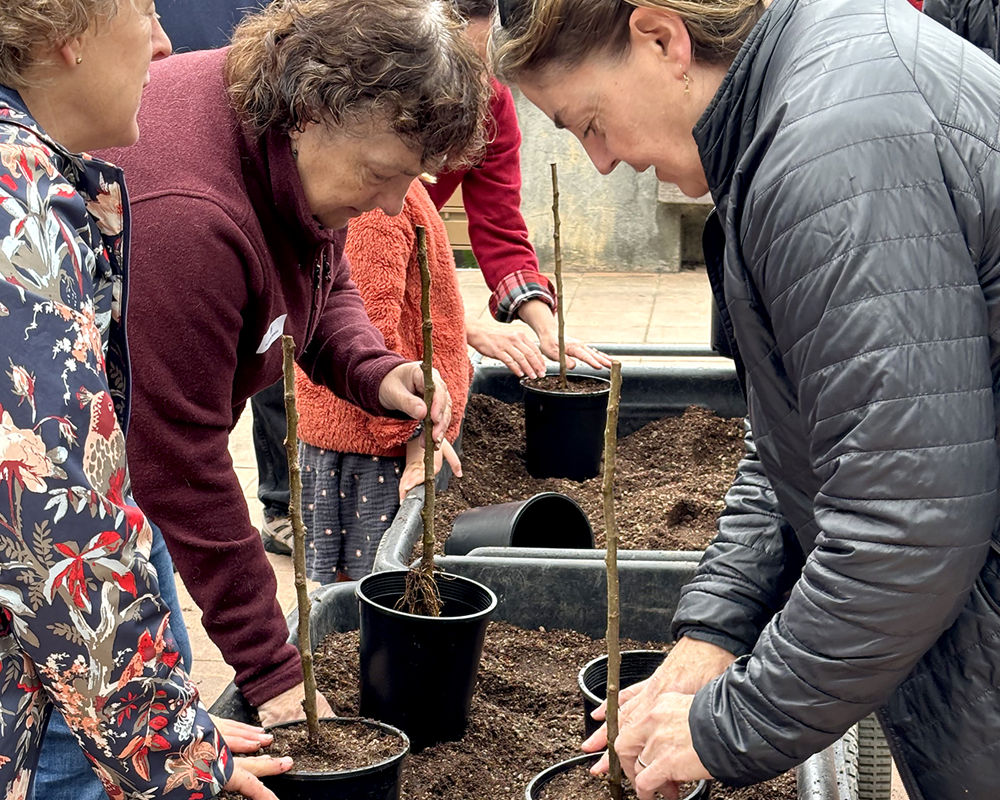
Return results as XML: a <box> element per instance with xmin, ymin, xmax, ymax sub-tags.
<box><xmin>226</xmin><ymin>0</ymin><xmax>488</xmax><ymax>171</ymax></box>
<box><xmin>0</xmin><ymin>0</ymin><xmax>126</xmax><ymax>90</ymax></box>
<box><xmin>492</xmin><ymin>0</ymin><xmax>766</xmax><ymax>82</ymax></box>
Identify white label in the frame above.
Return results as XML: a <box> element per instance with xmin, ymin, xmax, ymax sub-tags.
<box><xmin>257</xmin><ymin>314</ymin><xmax>287</xmax><ymax>354</ymax></box>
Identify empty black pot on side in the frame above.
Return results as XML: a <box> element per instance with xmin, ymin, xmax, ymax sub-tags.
<box><xmin>579</xmin><ymin>650</ymin><xmax>667</xmax><ymax>739</ymax></box>
<box><xmin>261</xmin><ymin>717</ymin><xmax>409</xmax><ymax>800</ymax></box>
<box><xmin>522</xmin><ymin>376</ymin><xmax>611</xmax><ymax>481</ymax></box>
<box><xmin>445</xmin><ymin>491</ymin><xmax>594</xmax><ymax>555</ymax></box>
<box><xmin>525</xmin><ymin>752</ymin><xmax>710</xmax><ymax>800</ymax></box>
<box><xmin>356</xmin><ymin>570</ymin><xmax>497</xmax><ymax>751</ymax></box>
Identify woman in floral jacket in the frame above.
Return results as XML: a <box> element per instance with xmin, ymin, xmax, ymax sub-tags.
<box><xmin>0</xmin><ymin>2</ymin><xmax>287</xmax><ymax>798</ymax></box>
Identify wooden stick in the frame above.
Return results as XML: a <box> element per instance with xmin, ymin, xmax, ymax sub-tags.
<box><xmin>418</xmin><ymin>225</ymin><xmax>437</xmax><ymax>579</ymax></box>
<box><xmin>282</xmin><ymin>334</ymin><xmax>319</xmax><ymax>740</ymax></box>
<box><xmin>551</xmin><ymin>163</ymin><xmax>568</xmax><ymax>390</ymax></box>
<box><xmin>603</xmin><ymin>360</ymin><xmax>623</xmax><ymax>800</ymax></box>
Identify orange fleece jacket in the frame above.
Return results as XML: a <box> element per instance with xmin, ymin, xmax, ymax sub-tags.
<box><xmin>295</xmin><ymin>182</ymin><xmax>470</xmax><ymax>456</ymax></box>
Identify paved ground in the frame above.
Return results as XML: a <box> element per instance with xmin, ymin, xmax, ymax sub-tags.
<box><xmin>176</xmin><ymin>268</ymin><xmax>907</xmax><ymax>798</ymax></box>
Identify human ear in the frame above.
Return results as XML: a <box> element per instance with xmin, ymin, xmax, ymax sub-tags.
<box><xmin>57</xmin><ymin>39</ymin><xmax>85</xmax><ymax>68</ymax></box>
<box><xmin>628</xmin><ymin>6</ymin><xmax>692</xmax><ymax>79</ymax></box>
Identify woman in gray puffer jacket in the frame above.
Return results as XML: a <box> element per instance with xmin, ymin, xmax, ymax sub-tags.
<box><xmin>495</xmin><ymin>0</ymin><xmax>1000</xmax><ymax>798</ymax></box>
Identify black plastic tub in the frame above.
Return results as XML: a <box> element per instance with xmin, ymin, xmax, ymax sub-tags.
<box><xmin>525</xmin><ymin>752</ymin><xmax>710</xmax><ymax>800</ymax></box>
<box><xmin>578</xmin><ymin>650</ymin><xmax>667</xmax><ymax>738</ymax></box>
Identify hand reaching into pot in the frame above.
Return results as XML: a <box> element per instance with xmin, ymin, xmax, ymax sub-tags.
<box><xmin>465</xmin><ymin>316</ymin><xmax>547</xmax><ymax>379</ymax></box>
<box><xmin>256</xmin><ymin>681</ymin><xmax>335</xmax><ymax>728</ymax></box>
<box><xmin>582</xmin><ymin>637</ymin><xmax>737</xmax><ymax>795</ymax></box>
<box><xmin>378</xmin><ymin>362</ymin><xmax>452</xmax><ymax>445</ymax></box>
<box><xmin>210</xmin><ymin>715</ymin><xmax>292</xmax><ymax>800</ymax></box>
<box><xmin>516</xmin><ymin>298</ymin><xmax>612</xmax><ymax>370</ymax></box>
<box><xmin>399</xmin><ymin>438</ymin><xmax>462</xmax><ymax>501</ymax></box>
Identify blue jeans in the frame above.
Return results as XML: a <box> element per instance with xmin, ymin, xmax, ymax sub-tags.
<box><xmin>33</xmin><ymin>523</ymin><xmax>192</xmax><ymax>800</ymax></box>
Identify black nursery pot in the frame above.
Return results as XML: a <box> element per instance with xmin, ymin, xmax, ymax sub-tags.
<box><xmin>445</xmin><ymin>491</ymin><xmax>594</xmax><ymax>555</ymax></box>
<box><xmin>522</xmin><ymin>375</ymin><xmax>612</xmax><ymax>481</ymax></box>
<box><xmin>526</xmin><ymin>752</ymin><xmax>710</xmax><ymax>800</ymax></box>
<box><xmin>261</xmin><ymin>717</ymin><xmax>409</xmax><ymax>800</ymax></box>
<box><xmin>579</xmin><ymin>651</ymin><xmax>667</xmax><ymax>739</ymax></box>
<box><xmin>356</xmin><ymin>570</ymin><xmax>498</xmax><ymax>751</ymax></box>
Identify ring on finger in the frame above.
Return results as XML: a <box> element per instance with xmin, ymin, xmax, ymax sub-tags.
<box><xmin>636</xmin><ymin>753</ymin><xmax>650</xmax><ymax>769</ymax></box>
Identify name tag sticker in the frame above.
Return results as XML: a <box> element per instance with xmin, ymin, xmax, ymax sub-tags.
<box><xmin>257</xmin><ymin>314</ymin><xmax>288</xmax><ymax>354</ymax></box>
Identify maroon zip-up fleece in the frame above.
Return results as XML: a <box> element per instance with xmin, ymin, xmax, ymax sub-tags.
<box><xmin>98</xmin><ymin>48</ymin><xmax>407</xmax><ymax>707</ymax></box>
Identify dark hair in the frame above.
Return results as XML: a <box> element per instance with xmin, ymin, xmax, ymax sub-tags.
<box><xmin>452</xmin><ymin>0</ymin><xmax>496</xmax><ymax>19</ymax></box>
<box><xmin>226</xmin><ymin>0</ymin><xmax>487</xmax><ymax>169</ymax></box>
<box><xmin>494</xmin><ymin>0</ymin><xmax>765</xmax><ymax>82</ymax></box>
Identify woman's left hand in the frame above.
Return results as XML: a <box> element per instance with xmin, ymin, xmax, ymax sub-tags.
<box><xmin>588</xmin><ymin>692</ymin><xmax>712</xmax><ymax>800</ymax></box>
<box><xmin>378</xmin><ymin>362</ymin><xmax>452</xmax><ymax>444</ymax></box>
<box><xmin>209</xmin><ymin>715</ymin><xmax>273</xmax><ymax>753</ymax></box>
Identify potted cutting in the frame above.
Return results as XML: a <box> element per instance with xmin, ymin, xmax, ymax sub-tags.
<box><xmin>251</xmin><ymin>334</ymin><xmax>410</xmax><ymax>800</ymax></box>
<box><xmin>355</xmin><ymin>225</ymin><xmax>497</xmax><ymax>751</ymax></box>
<box><xmin>522</xmin><ymin>163</ymin><xmax>611</xmax><ymax>482</ymax></box>
<box><xmin>525</xmin><ymin>361</ymin><xmax>709</xmax><ymax>800</ymax></box>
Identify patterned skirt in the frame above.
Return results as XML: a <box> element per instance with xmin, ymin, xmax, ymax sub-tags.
<box><xmin>298</xmin><ymin>443</ymin><xmax>404</xmax><ymax>583</ymax></box>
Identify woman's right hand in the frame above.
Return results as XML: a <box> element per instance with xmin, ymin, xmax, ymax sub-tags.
<box><xmin>223</xmin><ymin>754</ymin><xmax>294</xmax><ymax>800</ymax></box>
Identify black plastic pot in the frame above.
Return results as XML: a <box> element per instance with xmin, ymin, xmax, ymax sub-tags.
<box><xmin>522</xmin><ymin>375</ymin><xmax>611</xmax><ymax>481</ymax></box>
<box><xmin>356</xmin><ymin>569</ymin><xmax>497</xmax><ymax>750</ymax></box>
<box><xmin>261</xmin><ymin>717</ymin><xmax>409</xmax><ymax>800</ymax></box>
<box><xmin>578</xmin><ymin>650</ymin><xmax>667</xmax><ymax>738</ymax></box>
<box><xmin>445</xmin><ymin>491</ymin><xmax>594</xmax><ymax>556</ymax></box>
<box><xmin>525</xmin><ymin>752</ymin><xmax>710</xmax><ymax>799</ymax></box>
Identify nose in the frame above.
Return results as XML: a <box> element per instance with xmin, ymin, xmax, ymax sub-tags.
<box><xmin>378</xmin><ymin>177</ymin><xmax>416</xmax><ymax>217</ymax></box>
<box><xmin>581</xmin><ymin>137</ymin><xmax>620</xmax><ymax>176</ymax></box>
<box><xmin>152</xmin><ymin>15</ymin><xmax>173</xmax><ymax>61</ymax></box>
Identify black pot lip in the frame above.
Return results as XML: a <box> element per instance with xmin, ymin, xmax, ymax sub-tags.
<box><xmin>525</xmin><ymin>751</ymin><xmax>709</xmax><ymax>800</ymax></box>
<box><xmin>578</xmin><ymin>650</ymin><xmax>669</xmax><ymax>705</ymax></box>
<box><xmin>263</xmin><ymin>716</ymin><xmax>410</xmax><ymax>779</ymax></box>
<box><xmin>356</xmin><ymin>569</ymin><xmax>499</xmax><ymax>623</ymax></box>
<box><xmin>520</xmin><ymin>374</ymin><xmax>612</xmax><ymax>398</ymax></box>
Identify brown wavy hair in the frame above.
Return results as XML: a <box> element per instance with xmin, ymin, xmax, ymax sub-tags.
<box><xmin>493</xmin><ymin>0</ymin><xmax>765</xmax><ymax>82</ymax></box>
<box><xmin>0</xmin><ymin>0</ymin><xmax>123</xmax><ymax>89</ymax></box>
<box><xmin>226</xmin><ymin>0</ymin><xmax>488</xmax><ymax>170</ymax></box>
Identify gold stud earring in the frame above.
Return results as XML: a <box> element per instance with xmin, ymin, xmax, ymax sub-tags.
<box><xmin>684</xmin><ymin>73</ymin><xmax>691</xmax><ymax>95</ymax></box>
<box><xmin>76</xmin><ymin>56</ymin><xmax>83</xmax><ymax>64</ymax></box>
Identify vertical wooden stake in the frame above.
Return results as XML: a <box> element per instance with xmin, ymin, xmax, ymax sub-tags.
<box><xmin>400</xmin><ymin>225</ymin><xmax>442</xmax><ymax>617</ymax></box>
<box><xmin>551</xmin><ymin>163</ymin><xmax>568</xmax><ymax>390</ymax></box>
<box><xmin>282</xmin><ymin>334</ymin><xmax>319</xmax><ymax>740</ymax></box>
<box><xmin>603</xmin><ymin>360</ymin><xmax>623</xmax><ymax>800</ymax></box>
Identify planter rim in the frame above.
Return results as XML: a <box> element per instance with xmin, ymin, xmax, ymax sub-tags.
<box><xmin>577</xmin><ymin>650</ymin><xmax>667</xmax><ymax>707</ymax></box>
<box><xmin>264</xmin><ymin>716</ymin><xmax>410</xmax><ymax>779</ymax></box>
<box><xmin>520</xmin><ymin>374</ymin><xmax>612</xmax><ymax>399</ymax></box>
<box><xmin>356</xmin><ymin>570</ymin><xmax>498</xmax><ymax>623</ymax></box>
<box><xmin>525</xmin><ymin>751</ymin><xmax>709</xmax><ymax>800</ymax></box>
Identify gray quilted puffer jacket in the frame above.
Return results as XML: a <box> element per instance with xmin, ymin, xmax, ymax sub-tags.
<box><xmin>670</xmin><ymin>1</ymin><xmax>1000</xmax><ymax>797</ymax></box>
<box><xmin>924</xmin><ymin>0</ymin><xmax>1000</xmax><ymax>59</ymax></box>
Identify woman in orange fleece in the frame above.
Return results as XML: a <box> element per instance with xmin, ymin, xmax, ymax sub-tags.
<box><xmin>294</xmin><ymin>181</ymin><xmax>470</xmax><ymax>583</ymax></box>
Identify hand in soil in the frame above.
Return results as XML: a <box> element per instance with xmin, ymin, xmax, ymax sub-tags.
<box><xmin>378</xmin><ymin>362</ymin><xmax>452</xmax><ymax>444</ymax></box>
<box><xmin>256</xmin><ymin>680</ymin><xmax>334</xmax><ymax>728</ymax></box>
<box><xmin>400</xmin><ymin>438</ymin><xmax>463</xmax><ymax>501</ymax></box>
<box><xmin>210</xmin><ymin>715</ymin><xmax>273</xmax><ymax>753</ymax></box>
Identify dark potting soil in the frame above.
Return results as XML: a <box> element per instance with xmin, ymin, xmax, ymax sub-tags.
<box><xmin>216</xmin><ymin>718</ymin><xmax>406</xmax><ymax>799</ymax></box>
<box><xmin>538</xmin><ymin>763</ymin><xmax>795</xmax><ymax>800</ymax></box>
<box><xmin>311</xmin><ymin>622</ymin><xmax>795</xmax><ymax>800</ymax></box>
<box><xmin>523</xmin><ymin>375</ymin><xmax>611</xmax><ymax>394</ymax></box>
<box><xmin>432</xmin><ymin>396</ymin><xmax>744</xmax><ymax>554</ymax></box>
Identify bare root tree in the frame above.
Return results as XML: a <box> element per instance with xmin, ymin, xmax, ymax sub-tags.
<box><xmin>550</xmin><ymin>163</ymin><xmax>568</xmax><ymax>390</ymax></box>
<box><xmin>282</xmin><ymin>334</ymin><xmax>320</xmax><ymax>740</ymax></box>
<box><xmin>603</xmin><ymin>360</ymin><xmax>623</xmax><ymax>799</ymax></box>
<box><xmin>399</xmin><ymin>225</ymin><xmax>442</xmax><ymax>617</ymax></box>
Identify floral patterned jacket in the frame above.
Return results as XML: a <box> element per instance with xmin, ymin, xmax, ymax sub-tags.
<box><xmin>0</xmin><ymin>87</ymin><xmax>232</xmax><ymax>798</ymax></box>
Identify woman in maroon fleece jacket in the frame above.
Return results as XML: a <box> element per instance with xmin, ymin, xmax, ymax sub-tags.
<box><xmin>98</xmin><ymin>0</ymin><xmax>485</xmax><ymax>726</ymax></box>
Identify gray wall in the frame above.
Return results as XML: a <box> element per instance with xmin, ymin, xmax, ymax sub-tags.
<box><xmin>514</xmin><ymin>89</ymin><xmax>702</xmax><ymax>273</ymax></box>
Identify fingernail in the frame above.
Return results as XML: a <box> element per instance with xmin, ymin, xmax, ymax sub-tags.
<box><xmin>281</xmin><ymin>757</ymin><xmax>293</xmax><ymax>768</ymax></box>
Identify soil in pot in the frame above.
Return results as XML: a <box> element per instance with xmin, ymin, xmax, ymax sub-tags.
<box><xmin>313</xmin><ymin>622</ymin><xmax>795</xmax><ymax>800</ymax></box>
<box><xmin>523</xmin><ymin>376</ymin><xmax>611</xmax><ymax>394</ymax></box>
<box><xmin>216</xmin><ymin>718</ymin><xmax>407</xmax><ymax>800</ymax></box>
<box><xmin>431</xmin><ymin>396</ymin><xmax>744</xmax><ymax>554</ymax></box>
